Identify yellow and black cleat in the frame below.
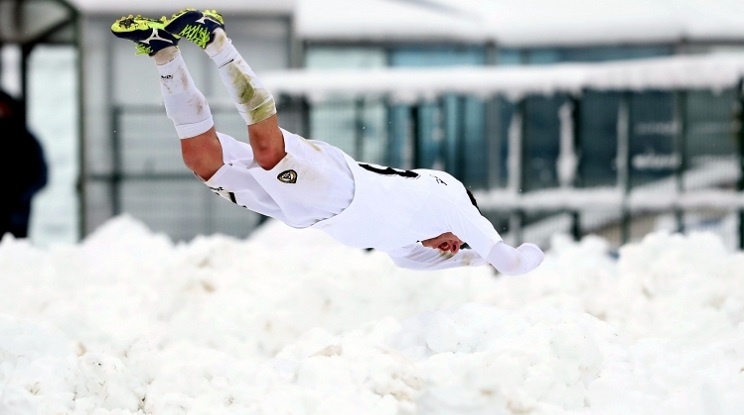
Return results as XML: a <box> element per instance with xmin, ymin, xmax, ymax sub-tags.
<box><xmin>111</xmin><ymin>15</ymin><xmax>180</xmax><ymax>56</ymax></box>
<box><xmin>164</xmin><ymin>8</ymin><xmax>225</xmax><ymax>49</ymax></box>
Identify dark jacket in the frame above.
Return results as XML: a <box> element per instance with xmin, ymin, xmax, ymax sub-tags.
<box><xmin>0</xmin><ymin>90</ymin><xmax>48</xmax><ymax>238</ymax></box>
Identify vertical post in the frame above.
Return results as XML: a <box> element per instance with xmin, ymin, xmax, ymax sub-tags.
<box><xmin>485</xmin><ymin>42</ymin><xmax>500</xmax><ymax>189</ymax></box>
<box><xmin>111</xmin><ymin>105</ymin><xmax>122</xmax><ymax>216</ymax></box>
<box><xmin>568</xmin><ymin>95</ymin><xmax>581</xmax><ymax>240</ymax></box>
<box><xmin>507</xmin><ymin>99</ymin><xmax>526</xmax><ymax>245</ymax></box>
<box><xmin>354</xmin><ymin>97</ymin><xmax>365</xmax><ymax>161</ymax></box>
<box><xmin>441</xmin><ymin>96</ymin><xmax>453</xmax><ymax>170</ymax></box>
<box><xmin>385</xmin><ymin>98</ymin><xmax>406</xmax><ymax>168</ymax></box>
<box><xmin>738</xmin><ymin>80</ymin><xmax>744</xmax><ymax>250</ymax></box>
<box><xmin>384</xmin><ymin>97</ymin><xmax>393</xmax><ymax>166</ymax></box>
<box><xmin>19</xmin><ymin>44</ymin><xmax>32</xmax><ymax>125</ymax></box>
<box><xmin>456</xmin><ymin>95</ymin><xmax>467</xmax><ymax>180</ymax></box>
<box><xmin>674</xmin><ymin>90</ymin><xmax>688</xmax><ymax>234</ymax></box>
<box><xmin>618</xmin><ymin>93</ymin><xmax>632</xmax><ymax>245</ymax></box>
<box><xmin>98</xmin><ymin>22</ymin><xmax>117</xmax><ymax>237</ymax></box>
<box><xmin>411</xmin><ymin>104</ymin><xmax>421</xmax><ymax>169</ymax></box>
<box><xmin>485</xmin><ymin>95</ymin><xmax>501</xmax><ymax>189</ymax></box>
<box><xmin>289</xmin><ymin>21</ymin><xmax>303</xmax><ymax>69</ymax></box>
<box><xmin>300</xmin><ymin>96</ymin><xmax>311</xmax><ymax>138</ymax></box>
<box><xmin>75</xmin><ymin>13</ymin><xmax>86</xmax><ymax>241</ymax></box>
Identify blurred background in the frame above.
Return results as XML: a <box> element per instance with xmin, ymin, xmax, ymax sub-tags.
<box><xmin>2</xmin><ymin>0</ymin><xmax>744</xmax><ymax>251</ymax></box>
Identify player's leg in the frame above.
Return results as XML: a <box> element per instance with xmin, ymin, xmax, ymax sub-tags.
<box><xmin>165</xmin><ymin>9</ymin><xmax>285</xmax><ymax>170</ymax></box>
<box><xmin>110</xmin><ymin>15</ymin><xmax>223</xmax><ymax>180</ymax></box>
<box><xmin>161</xmin><ymin>9</ymin><xmax>355</xmax><ymax>226</ymax></box>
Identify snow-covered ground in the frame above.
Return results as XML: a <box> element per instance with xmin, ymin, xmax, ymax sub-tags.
<box><xmin>1</xmin><ymin>216</ymin><xmax>743</xmax><ymax>414</ymax></box>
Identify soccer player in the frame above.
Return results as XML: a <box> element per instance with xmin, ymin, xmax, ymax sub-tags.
<box><xmin>110</xmin><ymin>9</ymin><xmax>544</xmax><ymax>274</ymax></box>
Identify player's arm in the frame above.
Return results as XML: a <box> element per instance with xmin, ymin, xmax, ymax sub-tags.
<box><xmin>387</xmin><ymin>243</ymin><xmax>488</xmax><ymax>271</ymax></box>
<box><xmin>484</xmin><ymin>241</ymin><xmax>544</xmax><ymax>275</ymax></box>
<box><xmin>443</xmin><ymin>200</ymin><xmax>544</xmax><ymax>276</ymax></box>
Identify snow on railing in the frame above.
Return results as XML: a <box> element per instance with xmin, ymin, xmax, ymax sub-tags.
<box><xmin>261</xmin><ymin>53</ymin><xmax>744</xmax><ymax>103</ymax></box>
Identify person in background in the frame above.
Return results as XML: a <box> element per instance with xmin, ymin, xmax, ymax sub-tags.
<box><xmin>0</xmin><ymin>89</ymin><xmax>48</xmax><ymax>239</ymax></box>
<box><xmin>110</xmin><ymin>9</ymin><xmax>544</xmax><ymax>274</ymax></box>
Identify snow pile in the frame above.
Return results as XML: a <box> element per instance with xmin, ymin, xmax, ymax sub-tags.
<box><xmin>1</xmin><ymin>216</ymin><xmax>743</xmax><ymax>414</ymax></box>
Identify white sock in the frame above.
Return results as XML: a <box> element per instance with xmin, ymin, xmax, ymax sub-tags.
<box><xmin>156</xmin><ymin>50</ymin><xmax>214</xmax><ymax>139</ymax></box>
<box><xmin>206</xmin><ymin>31</ymin><xmax>276</xmax><ymax>125</ymax></box>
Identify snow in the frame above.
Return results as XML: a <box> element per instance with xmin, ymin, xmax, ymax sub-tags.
<box><xmin>473</xmin><ymin>158</ymin><xmax>744</xmax><ymax>212</ymax></box>
<box><xmin>294</xmin><ymin>0</ymin><xmax>483</xmax><ymax>42</ymax></box>
<box><xmin>67</xmin><ymin>0</ymin><xmax>295</xmax><ymax>14</ymax></box>
<box><xmin>2</xmin><ymin>215</ymin><xmax>744</xmax><ymax>414</ymax></box>
<box><xmin>66</xmin><ymin>0</ymin><xmax>744</xmax><ymax>46</ymax></box>
<box><xmin>453</xmin><ymin>0</ymin><xmax>744</xmax><ymax>47</ymax></box>
<box><xmin>296</xmin><ymin>0</ymin><xmax>744</xmax><ymax>46</ymax></box>
<box><xmin>261</xmin><ymin>53</ymin><xmax>744</xmax><ymax>103</ymax></box>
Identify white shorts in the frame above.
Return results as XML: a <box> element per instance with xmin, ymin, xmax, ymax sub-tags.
<box><xmin>203</xmin><ymin>129</ymin><xmax>355</xmax><ymax>228</ymax></box>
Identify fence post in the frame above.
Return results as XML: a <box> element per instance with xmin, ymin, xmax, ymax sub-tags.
<box><xmin>509</xmin><ymin>99</ymin><xmax>526</xmax><ymax>244</ymax></box>
<box><xmin>569</xmin><ymin>95</ymin><xmax>581</xmax><ymax>241</ymax></box>
<box><xmin>111</xmin><ymin>105</ymin><xmax>122</xmax><ymax>216</ymax></box>
<box><xmin>456</xmin><ymin>95</ymin><xmax>468</xmax><ymax>181</ymax></box>
<box><xmin>354</xmin><ymin>98</ymin><xmax>365</xmax><ymax>161</ymax></box>
<box><xmin>738</xmin><ymin>80</ymin><xmax>744</xmax><ymax>250</ymax></box>
<box><xmin>618</xmin><ymin>93</ymin><xmax>631</xmax><ymax>245</ymax></box>
<box><xmin>410</xmin><ymin>105</ymin><xmax>421</xmax><ymax>169</ymax></box>
<box><xmin>485</xmin><ymin>95</ymin><xmax>501</xmax><ymax>189</ymax></box>
<box><xmin>674</xmin><ymin>90</ymin><xmax>688</xmax><ymax>234</ymax></box>
<box><xmin>300</xmin><ymin>96</ymin><xmax>311</xmax><ymax>139</ymax></box>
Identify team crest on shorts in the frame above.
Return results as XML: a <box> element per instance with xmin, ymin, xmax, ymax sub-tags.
<box><xmin>277</xmin><ymin>169</ymin><xmax>298</xmax><ymax>184</ymax></box>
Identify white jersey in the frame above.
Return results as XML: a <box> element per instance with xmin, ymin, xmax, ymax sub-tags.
<box><xmin>311</xmin><ymin>161</ymin><xmax>500</xmax><ymax>270</ymax></box>
<box><xmin>204</xmin><ymin>130</ymin><xmax>354</xmax><ymax>228</ymax></box>
<box><xmin>205</xmin><ymin>129</ymin><xmax>502</xmax><ymax>270</ymax></box>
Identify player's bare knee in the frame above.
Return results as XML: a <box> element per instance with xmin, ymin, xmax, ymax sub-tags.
<box><xmin>248</xmin><ymin>115</ymin><xmax>285</xmax><ymax>170</ymax></box>
<box><xmin>182</xmin><ymin>152</ymin><xmax>213</xmax><ymax>179</ymax></box>
<box><xmin>180</xmin><ymin>137</ymin><xmax>223</xmax><ymax>179</ymax></box>
<box><xmin>181</xmin><ymin>150</ymin><xmax>201</xmax><ymax>171</ymax></box>
<box><xmin>253</xmin><ymin>146</ymin><xmax>286</xmax><ymax>170</ymax></box>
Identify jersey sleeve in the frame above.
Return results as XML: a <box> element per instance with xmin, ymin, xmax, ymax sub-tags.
<box><xmin>386</xmin><ymin>243</ymin><xmax>488</xmax><ymax>270</ymax></box>
<box><xmin>439</xmin><ymin>194</ymin><xmax>504</xmax><ymax>262</ymax></box>
<box><xmin>443</xmin><ymin>205</ymin><xmax>545</xmax><ymax>275</ymax></box>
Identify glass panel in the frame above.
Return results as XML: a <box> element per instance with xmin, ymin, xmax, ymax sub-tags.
<box><xmin>523</xmin><ymin>95</ymin><xmax>565</xmax><ymax>191</ymax></box>
<box><xmin>554</xmin><ymin>46</ymin><xmax>672</xmax><ymax>62</ymax></box>
<box><xmin>417</xmin><ymin>101</ymin><xmax>444</xmax><ymax>169</ymax></box>
<box><xmin>310</xmin><ymin>100</ymin><xmax>356</xmax><ymax>155</ymax></box>
<box><xmin>629</xmin><ymin>91</ymin><xmax>676</xmax><ymax>188</ymax></box>
<box><xmin>386</xmin><ymin>104</ymin><xmax>413</xmax><ymax>168</ymax></box>
<box><xmin>390</xmin><ymin>47</ymin><xmax>488</xmax><ymax>182</ymax></box>
<box><xmin>578</xmin><ymin>91</ymin><xmax>621</xmax><ymax>188</ymax></box>
<box><xmin>500</xmin><ymin>46</ymin><xmax>673</xmax><ymax>65</ymax></box>
<box><xmin>461</xmin><ymin>97</ymin><xmax>487</xmax><ymax>187</ymax></box>
<box><xmin>390</xmin><ymin>46</ymin><xmax>485</xmax><ymax>67</ymax></box>
<box><xmin>496</xmin><ymin>97</ymin><xmax>516</xmax><ymax>189</ymax></box>
<box><xmin>306</xmin><ymin>48</ymin><xmax>386</xmax><ymax>162</ymax></box>
<box><xmin>306</xmin><ymin>47</ymin><xmax>386</xmax><ymax>69</ymax></box>
<box><xmin>683</xmin><ymin>89</ymin><xmax>739</xmax><ymax>191</ymax></box>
